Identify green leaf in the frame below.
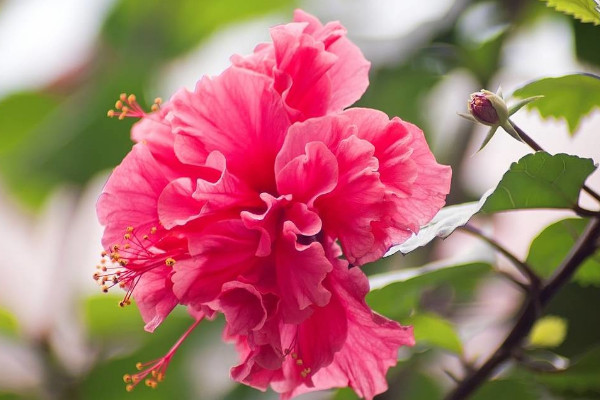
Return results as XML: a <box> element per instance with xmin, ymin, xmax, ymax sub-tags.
<box><xmin>527</xmin><ymin>218</ymin><xmax>600</xmax><ymax>285</ymax></box>
<box><xmin>482</xmin><ymin>152</ymin><xmax>596</xmax><ymax>212</ymax></box>
<box><xmin>84</xmin><ymin>295</ymin><xmax>144</xmax><ymax>338</ymax></box>
<box><xmin>512</xmin><ymin>73</ymin><xmax>600</xmax><ymax>135</ymax></box>
<box><xmin>0</xmin><ymin>307</ymin><xmax>18</xmax><ymax>337</ymax></box>
<box><xmin>367</xmin><ymin>261</ymin><xmax>492</xmax><ymax>319</ymax></box>
<box><xmin>528</xmin><ymin>316</ymin><xmax>568</xmax><ymax>348</ymax></box>
<box><xmin>386</xmin><ymin>190</ymin><xmax>493</xmax><ymax>255</ymax></box>
<box><xmin>540</xmin><ymin>0</ymin><xmax>600</xmax><ymax>25</ymax></box>
<box><xmin>409</xmin><ymin>313</ymin><xmax>463</xmax><ymax>354</ymax></box>
<box><xmin>470</xmin><ymin>379</ymin><xmax>541</xmax><ymax>400</ymax></box>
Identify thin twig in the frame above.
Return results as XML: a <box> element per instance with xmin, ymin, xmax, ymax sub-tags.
<box><xmin>460</xmin><ymin>224</ymin><xmax>541</xmax><ymax>288</ymax></box>
<box><xmin>574</xmin><ymin>205</ymin><xmax>600</xmax><ymax>218</ymax></box>
<box><xmin>445</xmin><ymin>217</ymin><xmax>600</xmax><ymax>400</ymax></box>
<box><xmin>510</xmin><ymin>120</ymin><xmax>600</xmax><ymax>204</ymax></box>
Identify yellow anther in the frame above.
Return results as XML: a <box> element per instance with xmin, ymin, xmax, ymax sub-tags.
<box><xmin>291</xmin><ymin>353</ymin><xmax>298</xmax><ymax>359</ymax></box>
<box><xmin>120</xmin><ymin>93</ymin><xmax>127</xmax><ymax>102</ymax></box>
<box><xmin>107</xmin><ymin>110</ymin><xmax>115</xmax><ymax>118</ymax></box>
<box><xmin>119</xmin><ymin>301</ymin><xmax>125</xmax><ymax>307</ymax></box>
<box><xmin>101</xmin><ymin>285</ymin><xmax>109</xmax><ymax>293</ymax></box>
<box><xmin>112</xmin><ymin>245</ymin><xmax>120</xmax><ymax>251</ymax></box>
<box><xmin>143</xmin><ymin>235</ymin><xmax>149</xmax><ymax>240</ymax></box>
<box><xmin>296</xmin><ymin>359</ymin><xmax>303</xmax><ymax>366</ymax></box>
<box><xmin>124</xmin><ymin>244</ymin><xmax>131</xmax><ymax>249</ymax></box>
<box><xmin>115</xmin><ymin>100</ymin><xmax>123</xmax><ymax>109</ymax></box>
<box><xmin>136</xmin><ymin>362</ymin><xmax>143</xmax><ymax>370</ymax></box>
<box><xmin>125</xmin><ymin>384</ymin><xmax>134</xmax><ymax>392</ymax></box>
<box><xmin>154</xmin><ymin>97</ymin><xmax>162</xmax><ymax>105</ymax></box>
<box><xmin>132</xmin><ymin>375</ymin><xmax>140</xmax><ymax>383</ymax></box>
<box><xmin>128</xmin><ymin>94</ymin><xmax>136</xmax><ymax>104</ymax></box>
<box><xmin>119</xmin><ymin>106</ymin><xmax>129</xmax><ymax>120</ymax></box>
<box><xmin>123</xmin><ymin>374</ymin><xmax>132</xmax><ymax>383</ymax></box>
<box><xmin>151</xmin><ymin>370</ymin><xmax>157</xmax><ymax>378</ymax></box>
<box><xmin>151</xmin><ymin>104</ymin><xmax>159</xmax><ymax>112</ymax></box>
<box><xmin>165</xmin><ymin>258</ymin><xmax>176</xmax><ymax>266</ymax></box>
<box><xmin>150</xmin><ymin>226</ymin><xmax>157</xmax><ymax>234</ymax></box>
<box><xmin>124</xmin><ymin>233</ymin><xmax>131</xmax><ymax>240</ymax></box>
<box><xmin>100</xmin><ymin>259</ymin><xmax>106</xmax><ymax>264</ymax></box>
<box><xmin>101</xmin><ymin>250</ymin><xmax>107</xmax><ymax>257</ymax></box>
<box><xmin>126</xmin><ymin>226</ymin><xmax>134</xmax><ymax>232</ymax></box>
<box><xmin>157</xmin><ymin>373</ymin><xmax>164</xmax><ymax>382</ymax></box>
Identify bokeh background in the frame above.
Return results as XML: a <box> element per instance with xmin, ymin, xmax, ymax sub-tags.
<box><xmin>1</xmin><ymin>0</ymin><xmax>600</xmax><ymax>399</ymax></box>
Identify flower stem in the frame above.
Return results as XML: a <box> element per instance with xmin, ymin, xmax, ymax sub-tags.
<box><xmin>445</xmin><ymin>217</ymin><xmax>600</xmax><ymax>400</ymax></box>
<box><xmin>460</xmin><ymin>224</ymin><xmax>540</xmax><ymax>289</ymax></box>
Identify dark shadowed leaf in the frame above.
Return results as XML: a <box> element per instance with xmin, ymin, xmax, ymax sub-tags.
<box><xmin>367</xmin><ymin>261</ymin><xmax>492</xmax><ymax>319</ymax></box>
<box><xmin>537</xmin><ymin>347</ymin><xmax>600</xmax><ymax>395</ymax></box>
<box><xmin>527</xmin><ymin>218</ymin><xmax>600</xmax><ymax>285</ymax></box>
<box><xmin>470</xmin><ymin>378</ymin><xmax>541</xmax><ymax>400</ymax></box>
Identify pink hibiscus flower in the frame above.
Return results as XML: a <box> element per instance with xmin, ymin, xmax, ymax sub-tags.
<box><xmin>231</xmin><ymin>9</ymin><xmax>370</xmax><ymax>122</ymax></box>
<box><xmin>95</xmin><ymin>10</ymin><xmax>451</xmax><ymax>399</ymax></box>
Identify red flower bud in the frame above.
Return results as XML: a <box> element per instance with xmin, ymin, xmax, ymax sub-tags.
<box><xmin>469</xmin><ymin>93</ymin><xmax>498</xmax><ymax>124</ymax></box>
<box><xmin>467</xmin><ymin>90</ymin><xmax>508</xmax><ymax>126</ymax></box>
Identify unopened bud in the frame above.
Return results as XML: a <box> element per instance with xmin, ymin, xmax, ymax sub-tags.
<box><xmin>468</xmin><ymin>90</ymin><xmax>508</xmax><ymax>126</ymax></box>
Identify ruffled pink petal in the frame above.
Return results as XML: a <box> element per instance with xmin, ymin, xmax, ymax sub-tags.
<box><xmin>270</xmin><ymin>22</ymin><xmax>336</xmax><ymax>121</ymax></box>
<box><xmin>170</xmin><ymin>67</ymin><xmax>291</xmax><ymax>192</ymax></box>
<box><xmin>315</xmin><ymin>134</ymin><xmax>385</xmax><ymax>264</ymax></box>
<box><xmin>345</xmin><ymin>107</ymin><xmax>452</xmax><ymax>233</ymax></box>
<box><xmin>158</xmin><ymin>151</ymin><xmax>261</xmax><ymax>229</ymax></box>
<box><xmin>275</xmin><ymin>225</ymin><xmax>332</xmax><ymax>323</ymax></box>
<box><xmin>293</xmin><ymin>9</ymin><xmax>370</xmax><ymax>112</ymax></box>
<box><xmin>171</xmin><ymin>220</ymin><xmax>270</xmax><ymax>309</ymax></box>
<box><xmin>276</xmin><ymin>114</ymin><xmax>388</xmax><ymax>264</ymax></box>
<box><xmin>283</xmin><ymin>260</ymin><xmax>415</xmax><ymax>400</ymax></box>
<box><xmin>216</xmin><ymin>282</ymin><xmax>268</xmax><ymax>336</ymax></box>
<box><xmin>132</xmin><ymin>267</ymin><xmax>179</xmax><ymax>333</ymax></box>
<box><xmin>276</xmin><ymin>141</ymin><xmax>338</xmax><ymax>207</ymax></box>
<box><xmin>242</xmin><ymin>196</ymin><xmax>331</xmax><ymax>323</ymax></box>
<box><xmin>157</xmin><ymin>177</ymin><xmax>203</xmax><ymax>229</ymax></box>
<box><xmin>97</xmin><ymin>143</ymin><xmax>172</xmax><ymax>248</ymax></box>
<box><xmin>131</xmin><ymin>102</ymin><xmax>221</xmax><ymax>181</ymax></box>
